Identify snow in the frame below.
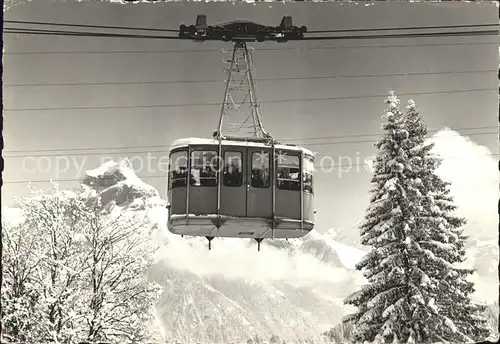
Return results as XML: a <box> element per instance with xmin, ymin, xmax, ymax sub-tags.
<box><xmin>428</xmin><ymin>298</ymin><xmax>438</xmax><ymax>313</ymax></box>
<box><xmin>85</xmin><ymin>159</ymin><xmax>125</xmax><ymax>178</ymax></box>
<box><xmin>382</xmin><ymin>304</ymin><xmax>395</xmax><ymax>318</ymax></box>
<box><xmin>390</xmin><ymin>206</ymin><xmax>402</xmax><ymax>216</ymax></box>
<box><xmin>386</xmin><ymin>159</ymin><xmax>404</xmax><ymax>172</ymax></box>
<box><xmin>443</xmin><ymin>317</ymin><xmax>457</xmax><ymax>333</ymax></box>
<box><xmin>83</xmin><ymin>158</ymin><xmax>163</xmax><ymax>211</ymax></box>
<box><xmin>86</xmin><ymin>158</ymin><xmax>150</xmax><ymax>188</ymax></box>
<box><xmin>420</xmin><ymin>273</ymin><xmax>431</xmax><ymax>286</ymax></box>
<box><xmin>406</xmin><ymin>99</ymin><xmax>416</xmax><ymax>108</ymax></box>
<box><xmin>404</xmin><ymin>236</ymin><xmax>411</xmax><ymax>246</ymax></box>
<box><xmin>384</xmin><ymin>178</ymin><xmax>397</xmax><ymax>191</ymax></box>
<box><xmin>423</xmin><ymin>240</ymin><xmax>454</xmax><ymax>251</ymax></box>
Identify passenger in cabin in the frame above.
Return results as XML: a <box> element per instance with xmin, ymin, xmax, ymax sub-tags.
<box><xmin>251</xmin><ymin>168</ymin><xmax>263</xmax><ymax>187</ymax></box>
<box><xmin>190</xmin><ymin>167</ymin><xmax>201</xmax><ymax>186</ymax></box>
<box><xmin>262</xmin><ymin>168</ymin><xmax>269</xmax><ymax>186</ymax></box>
<box><xmin>199</xmin><ymin>166</ymin><xmax>208</xmax><ymax>185</ymax></box>
<box><xmin>290</xmin><ymin>168</ymin><xmax>300</xmax><ymax>190</ymax></box>
<box><xmin>171</xmin><ymin>166</ymin><xmax>187</xmax><ymax>188</ymax></box>
<box><xmin>171</xmin><ymin>170</ymin><xmax>178</xmax><ymax>187</ymax></box>
<box><xmin>277</xmin><ymin>170</ymin><xmax>288</xmax><ymax>189</ymax></box>
<box><xmin>223</xmin><ymin>165</ymin><xmax>230</xmax><ymax>185</ymax></box>
<box><xmin>252</xmin><ymin>168</ymin><xmax>269</xmax><ymax>187</ymax></box>
<box><xmin>223</xmin><ymin>161</ymin><xmax>242</xmax><ymax>186</ymax></box>
<box><xmin>201</xmin><ymin>164</ymin><xmax>217</xmax><ymax>186</ymax></box>
<box><xmin>277</xmin><ymin>168</ymin><xmax>300</xmax><ymax>190</ymax></box>
<box><xmin>193</xmin><ymin>164</ymin><xmax>211</xmax><ymax>186</ymax></box>
<box><xmin>172</xmin><ymin>170</ymin><xmax>178</xmax><ymax>188</ymax></box>
<box><xmin>303</xmin><ymin>172</ymin><xmax>313</xmax><ymax>193</ymax></box>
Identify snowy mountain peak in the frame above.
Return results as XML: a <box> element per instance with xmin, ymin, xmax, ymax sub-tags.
<box><xmin>300</xmin><ymin>229</ymin><xmax>366</xmax><ymax>270</ymax></box>
<box><xmin>85</xmin><ymin>158</ymin><xmax>136</xmax><ymax>181</ymax></box>
<box><xmin>83</xmin><ymin>158</ymin><xmax>165</xmax><ymax>210</ymax></box>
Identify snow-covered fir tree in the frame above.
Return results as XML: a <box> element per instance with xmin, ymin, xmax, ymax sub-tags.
<box><xmin>343</xmin><ymin>91</ymin><xmax>492</xmax><ymax>343</ymax></box>
<box><xmin>343</xmin><ymin>91</ymin><xmax>414</xmax><ymax>343</ymax></box>
<box><xmin>404</xmin><ymin>99</ymin><xmax>491</xmax><ymax>342</ymax></box>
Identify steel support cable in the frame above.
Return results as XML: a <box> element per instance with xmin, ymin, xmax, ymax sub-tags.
<box><xmin>3</xmin><ymin>28</ymin><xmax>184</xmax><ymax>40</ymax></box>
<box><xmin>5</xmin><ymin>19</ymin><xmax>498</xmax><ymax>34</ymax></box>
<box><xmin>3</xmin><ymin>131</ymin><xmax>498</xmax><ymax>158</ymax></box>
<box><xmin>3</xmin><ymin>87</ymin><xmax>496</xmax><ymax>112</ymax></box>
<box><xmin>4</xmin><ymin>27</ymin><xmax>499</xmax><ymax>40</ymax></box>
<box><xmin>5</xmin><ymin>41</ymin><xmax>500</xmax><ymax>56</ymax></box>
<box><xmin>299</xmin><ymin>30</ymin><xmax>499</xmax><ymax>41</ymax></box>
<box><xmin>3</xmin><ymin>125</ymin><xmax>497</xmax><ymax>155</ymax></box>
<box><xmin>4</xmin><ymin>19</ymin><xmax>179</xmax><ymax>32</ymax></box>
<box><xmin>4</xmin><ymin>69</ymin><xmax>497</xmax><ymax>88</ymax></box>
<box><xmin>306</xmin><ymin>23</ymin><xmax>499</xmax><ymax>34</ymax></box>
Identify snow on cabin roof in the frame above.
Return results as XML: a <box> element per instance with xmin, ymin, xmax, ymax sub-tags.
<box><xmin>169</xmin><ymin>137</ymin><xmax>314</xmax><ymax>156</ymax></box>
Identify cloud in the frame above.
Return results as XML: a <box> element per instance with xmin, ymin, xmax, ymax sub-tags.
<box><xmin>427</xmin><ymin>128</ymin><xmax>499</xmax><ymax>303</ymax></box>
<box><xmin>428</xmin><ymin>128</ymin><xmax>498</xmax><ymax>241</ymax></box>
<box><xmin>155</xmin><ymin>234</ymin><xmax>354</xmax><ymax>288</ymax></box>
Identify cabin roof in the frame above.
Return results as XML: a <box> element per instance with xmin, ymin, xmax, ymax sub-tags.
<box><xmin>170</xmin><ymin>137</ymin><xmax>314</xmax><ymax>157</ymax></box>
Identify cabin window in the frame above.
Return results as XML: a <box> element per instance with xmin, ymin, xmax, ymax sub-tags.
<box><xmin>223</xmin><ymin>151</ymin><xmax>243</xmax><ymax>187</ymax></box>
<box><xmin>303</xmin><ymin>155</ymin><xmax>314</xmax><ymax>193</ymax></box>
<box><xmin>190</xmin><ymin>150</ymin><xmax>218</xmax><ymax>186</ymax></box>
<box><xmin>276</xmin><ymin>151</ymin><xmax>300</xmax><ymax>191</ymax></box>
<box><xmin>169</xmin><ymin>150</ymin><xmax>188</xmax><ymax>189</ymax></box>
<box><xmin>251</xmin><ymin>151</ymin><xmax>270</xmax><ymax>188</ymax></box>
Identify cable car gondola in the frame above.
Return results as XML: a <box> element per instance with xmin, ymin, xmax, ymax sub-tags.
<box><xmin>167</xmin><ymin>16</ymin><xmax>315</xmax><ymax>250</ymax></box>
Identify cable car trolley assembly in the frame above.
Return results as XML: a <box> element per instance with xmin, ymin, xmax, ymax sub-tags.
<box><xmin>167</xmin><ymin>15</ymin><xmax>315</xmax><ymax>251</ymax></box>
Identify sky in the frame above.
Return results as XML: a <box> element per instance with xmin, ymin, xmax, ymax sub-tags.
<box><xmin>2</xmin><ymin>0</ymin><xmax>499</xmax><ymax>234</ymax></box>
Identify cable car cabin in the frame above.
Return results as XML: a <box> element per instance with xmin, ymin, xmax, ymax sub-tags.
<box><xmin>167</xmin><ymin>138</ymin><xmax>315</xmax><ymax>242</ymax></box>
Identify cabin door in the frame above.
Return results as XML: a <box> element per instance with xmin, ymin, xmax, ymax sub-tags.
<box><xmin>219</xmin><ymin>146</ymin><xmax>247</xmax><ymax>217</ymax></box>
<box><xmin>246</xmin><ymin>147</ymin><xmax>273</xmax><ymax>218</ymax></box>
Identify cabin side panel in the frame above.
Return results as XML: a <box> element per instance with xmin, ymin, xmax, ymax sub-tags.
<box><xmin>303</xmin><ymin>193</ymin><xmax>314</xmax><ymax>223</ymax></box>
<box><xmin>188</xmin><ymin>188</ymin><xmax>217</xmax><ymax>215</ymax></box>
<box><xmin>303</xmin><ymin>154</ymin><xmax>315</xmax><ymax>223</ymax></box>
<box><xmin>170</xmin><ymin>189</ymin><xmax>187</xmax><ymax>215</ymax></box>
<box><xmin>275</xmin><ymin>190</ymin><xmax>300</xmax><ymax>220</ymax></box>
<box><xmin>168</xmin><ymin>148</ymin><xmax>188</xmax><ymax>215</ymax></box>
<box><xmin>275</xmin><ymin>149</ymin><xmax>301</xmax><ymax>220</ymax></box>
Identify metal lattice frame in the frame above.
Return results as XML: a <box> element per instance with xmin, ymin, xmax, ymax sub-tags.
<box><xmin>214</xmin><ymin>41</ymin><xmax>273</xmax><ymax>142</ymax></box>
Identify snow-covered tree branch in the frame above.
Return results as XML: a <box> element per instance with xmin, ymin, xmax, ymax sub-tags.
<box><xmin>1</xmin><ymin>182</ymin><xmax>162</xmax><ymax>344</ymax></box>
